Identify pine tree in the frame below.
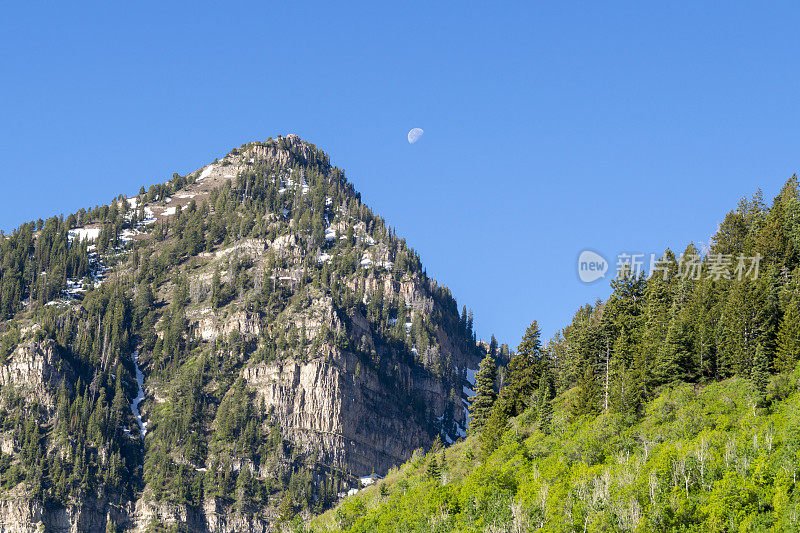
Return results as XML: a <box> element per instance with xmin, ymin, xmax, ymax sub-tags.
<box><xmin>752</xmin><ymin>344</ymin><xmax>771</xmax><ymax>406</ymax></box>
<box><xmin>426</xmin><ymin>455</ymin><xmax>440</xmax><ymax>482</ymax></box>
<box><xmin>643</xmin><ymin>251</ymin><xmax>676</xmax><ymax>386</ymax></box>
<box><xmin>536</xmin><ymin>370</ymin><xmax>555</xmax><ymax>433</ymax></box>
<box><xmin>468</xmin><ymin>353</ymin><xmax>497</xmax><ymax>433</ymax></box>
<box><xmin>111</xmin><ymin>365</ymin><xmax>127</xmax><ymax>434</ymax></box>
<box><xmin>653</xmin><ymin>317</ymin><xmax>693</xmax><ymax>386</ymax></box>
<box><xmin>497</xmin><ymin>320</ymin><xmax>543</xmax><ymax>416</ymax></box>
<box><xmin>236</xmin><ymin>466</ymin><xmax>254</xmax><ymax>511</ymax></box>
<box><xmin>775</xmin><ymin>298</ymin><xmax>800</xmax><ymax>373</ymax></box>
<box><xmin>572</xmin><ymin>366</ymin><xmax>600</xmax><ymax>416</ymax></box>
<box><xmin>489</xmin><ymin>334</ymin><xmax>498</xmax><ymax>357</ymax></box>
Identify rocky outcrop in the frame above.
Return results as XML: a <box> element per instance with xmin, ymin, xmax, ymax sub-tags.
<box><xmin>0</xmin><ymin>493</ymin><xmax>130</xmax><ymax>533</ymax></box>
<box><xmin>0</xmin><ymin>339</ymin><xmax>73</xmax><ymax>410</ymax></box>
<box><xmin>196</xmin><ymin>309</ymin><xmax>262</xmax><ymax>341</ymax></box>
<box><xmin>127</xmin><ymin>497</ymin><xmax>276</xmax><ymax>533</ymax></box>
<box><xmin>242</xmin><ymin>348</ymin><xmax>430</xmax><ymax>476</ymax></box>
<box><xmin>240</xmin><ymin>294</ymin><xmax>477</xmax><ymax>477</ymax></box>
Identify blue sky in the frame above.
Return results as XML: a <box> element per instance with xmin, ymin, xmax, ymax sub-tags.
<box><xmin>1</xmin><ymin>2</ymin><xmax>799</xmax><ymax>347</ymax></box>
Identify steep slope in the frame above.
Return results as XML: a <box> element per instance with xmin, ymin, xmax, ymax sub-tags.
<box><xmin>0</xmin><ymin>135</ymin><xmax>483</xmax><ymax>531</ymax></box>
<box><xmin>313</xmin><ymin>374</ymin><xmax>800</xmax><ymax>532</ymax></box>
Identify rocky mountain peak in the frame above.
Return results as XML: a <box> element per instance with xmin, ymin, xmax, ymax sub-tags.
<box><xmin>0</xmin><ymin>137</ymin><xmax>483</xmax><ymax>531</ymax></box>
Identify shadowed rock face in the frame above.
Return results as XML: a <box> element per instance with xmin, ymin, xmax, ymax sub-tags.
<box><xmin>237</xmin><ymin>271</ymin><xmax>478</xmax><ymax>479</ymax></box>
<box><xmin>242</xmin><ymin>347</ymin><xmax>456</xmax><ymax>478</ymax></box>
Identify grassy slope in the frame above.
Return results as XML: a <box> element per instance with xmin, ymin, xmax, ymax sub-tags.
<box><xmin>310</xmin><ymin>370</ymin><xmax>800</xmax><ymax>532</ymax></box>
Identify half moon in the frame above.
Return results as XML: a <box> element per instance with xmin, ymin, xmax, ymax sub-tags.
<box><xmin>408</xmin><ymin>128</ymin><xmax>423</xmax><ymax>144</ymax></box>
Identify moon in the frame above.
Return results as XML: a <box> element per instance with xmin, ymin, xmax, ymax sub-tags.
<box><xmin>407</xmin><ymin>128</ymin><xmax>423</xmax><ymax>144</ymax></box>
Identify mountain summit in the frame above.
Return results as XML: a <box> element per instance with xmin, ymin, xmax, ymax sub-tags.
<box><xmin>0</xmin><ymin>136</ymin><xmax>484</xmax><ymax>531</ymax></box>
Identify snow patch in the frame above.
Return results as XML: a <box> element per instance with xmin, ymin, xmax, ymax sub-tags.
<box><xmin>466</xmin><ymin>367</ymin><xmax>477</xmax><ymax>386</ymax></box>
<box><xmin>462</xmin><ymin>367</ymin><xmax>478</xmax><ymax>431</ymax></box>
<box><xmin>69</xmin><ymin>227</ymin><xmax>101</xmax><ymax>242</ymax></box>
<box><xmin>360</xmin><ymin>474</ymin><xmax>382</xmax><ymax>487</ymax></box>
<box><xmin>119</xmin><ymin>229</ymin><xmax>137</xmax><ymax>243</ymax></box>
<box><xmin>197</xmin><ymin>165</ymin><xmax>214</xmax><ymax>182</ymax></box>
<box><xmin>130</xmin><ymin>351</ymin><xmax>147</xmax><ymax>440</ymax></box>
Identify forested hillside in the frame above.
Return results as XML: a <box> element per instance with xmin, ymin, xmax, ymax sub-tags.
<box><xmin>314</xmin><ymin>176</ymin><xmax>800</xmax><ymax>532</ymax></box>
<box><xmin>0</xmin><ymin>135</ymin><xmax>484</xmax><ymax>531</ymax></box>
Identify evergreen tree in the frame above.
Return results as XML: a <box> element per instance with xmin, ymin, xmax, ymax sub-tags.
<box><xmin>775</xmin><ymin>297</ymin><xmax>800</xmax><ymax>372</ymax></box>
<box><xmin>426</xmin><ymin>455</ymin><xmax>440</xmax><ymax>482</ymax></box>
<box><xmin>488</xmin><ymin>334</ymin><xmax>498</xmax><ymax>357</ymax></box>
<box><xmin>497</xmin><ymin>320</ymin><xmax>543</xmax><ymax>417</ymax></box>
<box><xmin>535</xmin><ymin>370</ymin><xmax>555</xmax><ymax>433</ymax></box>
<box><xmin>236</xmin><ymin>467</ymin><xmax>254</xmax><ymax>511</ymax></box>
<box><xmin>752</xmin><ymin>344</ymin><xmax>771</xmax><ymax>405</ymax></box>
<box><xmin>468</xmin><ymin>353</ymin><xmax>497</xmax><ymax>433</ymax></box>
<box><xmin>572</xmin><ymin>366</ymin><xmax>600</xmax><ymax>416</ymax></box>
<box><xmin>111</xmin><ymin>365</ymin><xmax>127</xmax><ymax>434</ymax></box>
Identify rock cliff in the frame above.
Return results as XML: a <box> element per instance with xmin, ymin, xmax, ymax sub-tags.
<box><xmin>0</xmin><ymin>135</ymin><xmax>483</xmax><ymax>531</ymax></box>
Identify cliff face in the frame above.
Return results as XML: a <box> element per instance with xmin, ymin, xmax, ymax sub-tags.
<box><xmin>0</xmin><ymin>135</ymin><xmax>483</xmax><ymax>532</ymax></box>
<box><xmin>0</xmin><ymin>337</ymin><xmax>72</xmax><ymax>410</ymax></box>
<box><xmin>242</xmin><ymin>344</ymin><xmax>462</xmax><ymax>477</ymax></box>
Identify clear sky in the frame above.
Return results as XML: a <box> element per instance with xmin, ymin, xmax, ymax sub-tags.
<box><xmin>1</xmin><ymin>2</ymin><xmax>799</xmax><ymax>347</ymax></box>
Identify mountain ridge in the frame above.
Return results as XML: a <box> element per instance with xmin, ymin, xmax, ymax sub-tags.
<box><xmin>0</xmin><ymin>135</ymin><xmax>485</xmax><ymax>531</ymax></box>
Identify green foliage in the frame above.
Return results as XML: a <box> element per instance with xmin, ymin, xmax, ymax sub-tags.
<box><xmin>495</xmin><ymin>320</ymin><xmax>543</xmax><ymax>418</ymax></box>
<box><xmin>315</xmin><ymin>376</ymin><xmax>800</xmax><ymax>532</ymax></box>
<box><xmin>312</xmin><ymin>176</ymin><xmax>800</xmax><ymax>532</ymax></box>
<box><xmin>467</xmin><ymin>353</ymin><xmax>497</xmax><ymax>434</ymax></box>
<box><xmin>775</xmin><ymin>295</ymin><xmax>800</xmax><ymax>372</ymax></box>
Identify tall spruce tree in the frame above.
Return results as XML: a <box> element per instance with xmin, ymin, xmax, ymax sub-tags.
<box><xmin>468</xmin><ymin>353</ymin><xmax>497</xmax><ymax>434</ymax></box>
<box><xmin>572</xmin><ymin>366</ymin><xmax>600</xmax><ymax>416</ymax></box>
<box><xmin>498</xmin><ymin>320</ymin><xmax>543</xmax><ymax>417</ymax></box>
<box><xmin>752</xmin><ymin>344</ymin><xmax>771</xmax><ymax>406</ymax></box>
<box><xmin>775</xmin><ymin>297</ymin><xmax>800</xmax><ymax>372</ymax></box>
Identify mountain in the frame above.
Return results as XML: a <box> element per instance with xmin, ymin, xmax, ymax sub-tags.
<box><xmin>0</xmin><ymin>135</ymin><xmax>484</xmax><ymax>531</ymax></box>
